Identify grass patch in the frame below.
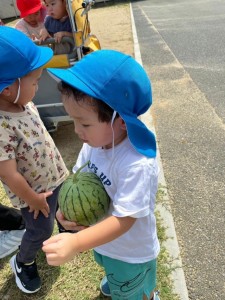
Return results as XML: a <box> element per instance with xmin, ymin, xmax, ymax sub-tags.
<box><xmin>156</xmin><ymin>211</ymin><xmax>180</xmax><ymax>300</ymax></box>
<box><xmin>0</xmin><ymin>183</ymin><xmax>179</xmax><ymax>299</ymax></box>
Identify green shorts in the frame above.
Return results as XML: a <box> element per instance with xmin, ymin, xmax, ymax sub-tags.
<box><xmin>94</xmin><ymin>251</ymin><xmax>157</xmax><ymax>300</ymax></box>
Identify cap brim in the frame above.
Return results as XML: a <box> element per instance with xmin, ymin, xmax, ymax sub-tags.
<box><xmin>33</xmin><ymin>46</ymin><xmax>53</xmax><ymax>71</ymax></box>
<box><xmin>0</xmin><ymin>47</ymin><xmax>53</xmax><ymax>93</ymax></box>
<box><xmin>47</xmin><ymin>67</ymin><xmax>97</xmax><ymax>98</ymax></box>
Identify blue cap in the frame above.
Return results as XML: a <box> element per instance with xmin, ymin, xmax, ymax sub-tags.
<box><xmin>48</xmin><ymin>50</ymin><xmax>156</xmax><ymax>158</ymax></box>
<box><xmin>0</xmin><ymin>26</ymin><xmax>53</xmax><ymax>93</ymax></box>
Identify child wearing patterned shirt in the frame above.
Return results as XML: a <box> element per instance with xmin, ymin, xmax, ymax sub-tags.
<box><xmin>0</xmin><ymin>26</ymin><xmax>69</xmax><ymax>294</ymax></box>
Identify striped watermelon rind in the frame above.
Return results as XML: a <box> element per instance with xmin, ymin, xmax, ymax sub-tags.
<box><xmin>58</xmin><ymin>163</ymin><xmax>110</xmax><ymax>226</ymax></box>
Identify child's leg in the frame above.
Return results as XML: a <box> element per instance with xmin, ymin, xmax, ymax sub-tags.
<box><xmin>94</xmin><ymin>251</ymin><xmax>157</xmax><ymax>300</ymax></box>
<box><xmin>17</xmin><ymin>186</ymin><xmax>60</xmax><ymax>263</ymax></box>
<box><xmin>143</xmin><ymin>290</ymin><xmax>160</xmax><ymax>300</ymax></box>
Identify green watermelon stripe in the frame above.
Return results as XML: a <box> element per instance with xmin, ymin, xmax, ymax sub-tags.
<box><xmin>76</xmin><ymin>186</ymin><xmax>92</xmax><ymax>225</ymax></box>
<box><xmin>67</xmin><ymin>185</ymin><xmax>76</xmax><ymax>221</ymax></box>
<box><xmin>59</xmin><ymin>183</ymin><xmax>68</xmax><ymax>215</ymax></box>
<box><xmin>63</xmin><ymin>184</ymin><xmax>74</xmax><ymax>221</ymax></box>
<box><xmin>82</xmin><ymin>180</ymin><xmax>106</xmax><ymax>192</ymax></box>
<box><xmin>92</xmin><ymin>189</ymin><xmax>107</xmax><ymax>213</ymax></box>
<box><xmin>80</xmin><ymin>178</ymin><xmax>102</xmax><ymax>185</ymax></box>
<box><xmin>81</xmin><ymin>190</ymin><xmax>99</xmax><ymax>223</ymax></box>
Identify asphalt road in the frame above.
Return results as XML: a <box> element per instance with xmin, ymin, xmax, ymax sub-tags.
<box><xmin>131</xmin><ymin>1</ymin><xmax>225</xmax><ymax>299</ymax></box>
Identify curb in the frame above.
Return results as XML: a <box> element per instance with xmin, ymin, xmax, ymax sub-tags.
<box><xmin>130</xmin><ymin>4</ymin><xmax>189</xmax><ymax>300</ymax></box>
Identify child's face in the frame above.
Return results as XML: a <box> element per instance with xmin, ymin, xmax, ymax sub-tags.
<box><xmin>45</xmin><ymin>0</ymin><xmax>67</xmax><ymax>20</ymax></box>
<box><xmin>24</xmin><ymin>11</ymin><xmax>41</xmax><ymax>27</ymax></box>
<box><xmin>62</xmin><ymin>94</ymin><xmax>127</xmax><ymax>149</ymax></box>
<box><xmin>12</xmin><ymin>68</ymin><xmax>42</xmax><ymax>106</ymax></box>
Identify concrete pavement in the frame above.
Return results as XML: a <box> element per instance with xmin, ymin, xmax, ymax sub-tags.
<box><xmin>131</xmin><ymin>1</ymin><xmax>225</xmax><ymax>299</ymax></box>
<box><xmin>130</xmin><ymin>5</ymin><xmax>189</xmax><ymax>300</ymax></box>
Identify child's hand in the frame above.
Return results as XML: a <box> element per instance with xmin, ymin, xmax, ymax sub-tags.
<box><xmin>31</xmin><ymin>34</ymin><xmax>39</xmax><ymax>41</ymax></box>
<box><xmin>56</xmin><ymin>209</ymin><xmax>86</xmax><ymax>231</ymax></box>
<box><xmin>42</xmin><ymin>233</ymin><xmax>78</xmax><ymax>265</ymax></box>
<box><xmin>39</xmin><ymin>28</ymin><xmax>51</xmax><ymax>42</ymax></box>
<box><xmin>29</xmin><ymin>190</ymin><xmax>52</xmax><ymax>219</ymax></box>
<box><xmin>53</xmin><ymin>31</ymin><xmax>65</xmax><ymax>43</ymax></box>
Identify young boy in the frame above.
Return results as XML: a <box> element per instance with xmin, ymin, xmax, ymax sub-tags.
<box><xmin>40</xmin><ymin>0</ymin><xmax>73</xmax><ymax>54</ymax></box>
<box><xmin>15</xmin><ymin>0</ymin><xmax>46</xmax><ymax>40</ymax></box>
<box><xmin>0</xmin><ymin>26</ymin><xmax>69</xmax><ymax>293</ymax></box>
<box><xmin>43</xmin><ymin>50</ymin><xmax>160</xmax><ymax>300</ymax></box>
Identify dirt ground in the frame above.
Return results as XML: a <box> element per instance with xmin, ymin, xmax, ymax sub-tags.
<box><xmin>89</xmin><ymin>2</ymin><xmax>133</xmax><ymax>56</ymax></box>
<box><xmin>52</xmin><ymin>2</ymin><xmax>133</xmax><ymax>170</ymax></box>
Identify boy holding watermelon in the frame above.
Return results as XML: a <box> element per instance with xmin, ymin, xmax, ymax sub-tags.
<box><xmin>43</xmin><ymin>50</ymin><xmax>160</xmax><ymax>300</ymax></box>
<box><xmin>0</xmin><ymin>27</ymin><xmax>69</xmax><ymax>293</ymax></box>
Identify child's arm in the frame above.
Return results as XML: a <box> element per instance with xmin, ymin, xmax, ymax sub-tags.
<box><xmin>43</xmin><ymin>215</ymin><xmax>136</xmax><ymax>266</ymax></box>
<box><xmin>0</xmin><ymin>159</ymin><xmax>52</xmax><ymax>218</ymax></box>
<box><xmin>53</xmin><ymin>31</ymin><xmax>73</xmax><ymax>43</ymax></box>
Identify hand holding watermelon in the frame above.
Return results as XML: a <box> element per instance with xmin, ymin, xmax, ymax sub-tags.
<box><xmin>58</xmin><ymin>162</ymin><xmax>110</xmax><ymax>226</ymax></box>
<box><xmin>56</xmin><ymin>209</ymin><xmax>86</xmax><ymax>231</ymax></box>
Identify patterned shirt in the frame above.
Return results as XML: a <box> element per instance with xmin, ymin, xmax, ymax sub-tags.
<box><xmin>15</xmin><ymin>19</ymin><xmax>45</xmax><ymax>40</ymax></box>
<box><xmin>0</xmin><ymin>102</ymin><xmax>69</xmax><ymax>208</ymax></box>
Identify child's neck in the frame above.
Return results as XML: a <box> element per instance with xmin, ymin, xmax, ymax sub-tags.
<box><xmin>0</xmin><ymin>99</ymin><xmax>24</xmax><ymax>113</ymax></box>
<box><xmin>59</xmin><ymin>15</ymin><xmax>68</xmax><ymax>22</ymax></box>
<box><xmin>103</xmin><ymin>132</ymin><xmax>127</xmax><ymax>150</ymax></box>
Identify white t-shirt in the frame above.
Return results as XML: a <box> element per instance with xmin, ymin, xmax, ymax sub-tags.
<box><xmin>73</xmin><ymin>138</ymin><xmax>160</xmax><ymax>263</ymax></box>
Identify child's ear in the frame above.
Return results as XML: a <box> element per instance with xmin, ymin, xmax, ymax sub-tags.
<box><xmin>1</xmin><ymin>86</ymin><xmax>11</xmax><ymax>96</ymax></box>
<box><xmin>120</xmin><ymin>117</ymin><xmax>127</xmax><ymax>130</ymax></box>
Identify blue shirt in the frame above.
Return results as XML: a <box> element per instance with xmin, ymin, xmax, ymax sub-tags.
<box><xmin>44</xmin><ymin>16</ymin><xmax>72</xmax><ymax>35</ymax></box>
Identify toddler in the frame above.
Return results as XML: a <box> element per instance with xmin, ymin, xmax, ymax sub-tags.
<box><xmin>15</xmin><ymin>0</ymin><xmax>46</xmax><ymax>40</ymax></box>
<box><xmin>40</xmin><ymin>0</ymin><xmax>73</xmax><ymax>54</ymax></box>
<box><xmin>0</xmin><ymin>26</ymin><xmax>69</xmax><ymax>293</ymax></box>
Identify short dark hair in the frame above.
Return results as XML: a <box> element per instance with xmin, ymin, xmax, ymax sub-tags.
<box><xmin>58</xmin><ymin>81</ymin><xmax>118</xmax><ymax>123</ymax></box>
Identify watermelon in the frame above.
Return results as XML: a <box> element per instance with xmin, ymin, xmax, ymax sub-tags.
<box><xmin>58</xmin><ymin>162</ymin><xmax>110</xmax><ymax>226</ymax></box>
